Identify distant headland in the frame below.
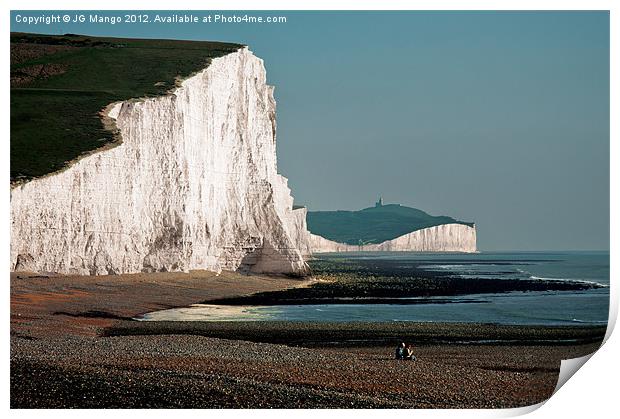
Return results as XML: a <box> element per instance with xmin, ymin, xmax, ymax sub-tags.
<box><xmin>306</xmin><ymin>198</ymin><xmax>477</xmax><ymax>253</ymax></box>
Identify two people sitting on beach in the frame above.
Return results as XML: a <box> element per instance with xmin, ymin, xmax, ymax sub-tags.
<box><xmin>395</xmin><ymin>342</ymin><xmax>417</xmax><ymax>361</ymax></box>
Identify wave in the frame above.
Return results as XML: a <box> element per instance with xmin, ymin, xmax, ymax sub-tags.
<box><xmin>571</xmin><ymin>318</ymin><xmax>608</xmax><ymax>324</ymax></box>
<box><xmin>529</xmin><ymin>275</ymin><xmax>609</xmax><ymax>287</ymax></box>
<box><xmin>418</xmin><ymin>264</ymin><xmax>516</xmax><ymax>269</ymax></box>
<box><xmin>417</xmin><ymin>264</ymin><xmax>467</xmax><ymax>269</ymax></box>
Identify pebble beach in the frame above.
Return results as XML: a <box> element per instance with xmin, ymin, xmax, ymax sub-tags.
<box><xmin>10</xmin><ymin>270</ymin><xmax>605</xmax><ymax>408</ymax></box>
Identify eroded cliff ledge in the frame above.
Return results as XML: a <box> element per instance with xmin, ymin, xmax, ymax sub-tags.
<box><xmin>11</xmin><ymin>48</ymin><xmax>310</xmax><ymax>275</ymax></box>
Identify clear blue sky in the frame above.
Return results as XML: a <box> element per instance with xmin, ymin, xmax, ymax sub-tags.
<box><xmin>11</xmin><ymin>11</ymin><xmax>610</xmax><ymax>250</ymax></box>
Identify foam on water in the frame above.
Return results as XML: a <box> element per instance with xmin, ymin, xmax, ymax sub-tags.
<box><xmin>528</xmin><ymin>275</ymin><xmax>609</xmax><ymax>288</ymax></box>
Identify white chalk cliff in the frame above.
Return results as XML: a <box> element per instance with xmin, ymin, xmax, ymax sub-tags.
<box><xmin>10</xmin><ymin>47</ymin><xmax>310</xmax><ymax>275</ymax></box>
<box><xmin>309</xmin><ymin>223</ymin><xmax>477</xmax><ymax>253</ymax></box>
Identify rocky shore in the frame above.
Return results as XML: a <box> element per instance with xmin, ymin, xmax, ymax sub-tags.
<box><xmin>204</xmin><ymin>256</ymin><xmax>606</xmax><ymax>306</ymax></box>
<box><xmin>11</xmin><ymin>270</ymin><xmax>605</xmax><ymax>408</ymax></box>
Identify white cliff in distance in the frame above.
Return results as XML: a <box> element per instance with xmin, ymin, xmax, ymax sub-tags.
<box><xmin>309</xmin><ymin>223</ymin><xmax>477</xmax><ymax>253</ymax></box>
<box><xmin>11</xmin><ymin>48</ymin><xmax>310</xmax><ymax>275</ymax></box>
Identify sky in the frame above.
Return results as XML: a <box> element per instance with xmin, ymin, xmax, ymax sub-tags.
<box><xmin>11</xmin><ymin>11</ymin><xmax>610</xmax><ymax>251</ymax></box>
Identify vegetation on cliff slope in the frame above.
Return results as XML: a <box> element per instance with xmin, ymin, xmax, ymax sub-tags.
<box><xmin>10</xmin><ymin>33</ymin><xmax>242</xmax><ymax>182</ymax></box>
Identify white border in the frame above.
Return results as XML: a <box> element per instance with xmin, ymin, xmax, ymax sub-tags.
<box><xmin>2</xmin><ymin>1</ymin><xmax>616</xmax><ymax>418</ymax></box>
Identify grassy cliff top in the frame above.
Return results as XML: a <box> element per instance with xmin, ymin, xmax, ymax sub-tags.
<box><xmin>10</xmin><ymin>32</ymin><xmax>243</xmax><ymax>182</ymax></box>
<box><xmin>307</xmin><ymin>204</ymin><xmax>475</xmax><ymax>245</ymax></box>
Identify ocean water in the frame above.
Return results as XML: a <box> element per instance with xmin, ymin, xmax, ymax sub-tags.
<box><xmin>141</xmin><ymin>251</ymin><xmax>610</xmax><ymax>326</ymax></box>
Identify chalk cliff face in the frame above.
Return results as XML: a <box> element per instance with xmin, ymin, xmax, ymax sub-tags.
<box><xmin>10</xmin><ymin>48</ymin><xmax>309</xmax><ymax>275</ymax></box>
<box><xmin>309</xmin><ymin>223</ymin><xmax>477</xmax><ymax>253</ymax></box>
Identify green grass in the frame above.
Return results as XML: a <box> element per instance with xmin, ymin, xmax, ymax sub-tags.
<box><xmin>10</xmin><ymin>33</ymin><xmax>243</xmax><ymax>181</ymax></box>
<box><xmin>307</xmin><ymin>204</ymin><xmax>474</xmax><ymax>244</ymax></box>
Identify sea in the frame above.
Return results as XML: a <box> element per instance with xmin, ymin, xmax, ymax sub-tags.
<box><xmin>140</xmin><ymin>251</ymin><xmax>610</xmax><ymax>326</ymax></box>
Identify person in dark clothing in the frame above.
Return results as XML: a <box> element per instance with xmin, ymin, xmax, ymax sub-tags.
<box><xmin>404</xmin><ymin>343</ymin><xmax>417</xmax><ymax>361</ymax></box>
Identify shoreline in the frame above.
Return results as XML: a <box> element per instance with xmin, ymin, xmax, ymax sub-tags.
<box><xmin>11</xmin><ymin>269</ymin><xmax>606</xmax><ymax>408</ymax></box>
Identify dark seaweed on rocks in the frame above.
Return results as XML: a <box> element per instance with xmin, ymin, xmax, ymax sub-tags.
<box><xmin>204</xmin><ymin>256</ymin><xmax>604</xmax><ymax>306</ymax></box>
